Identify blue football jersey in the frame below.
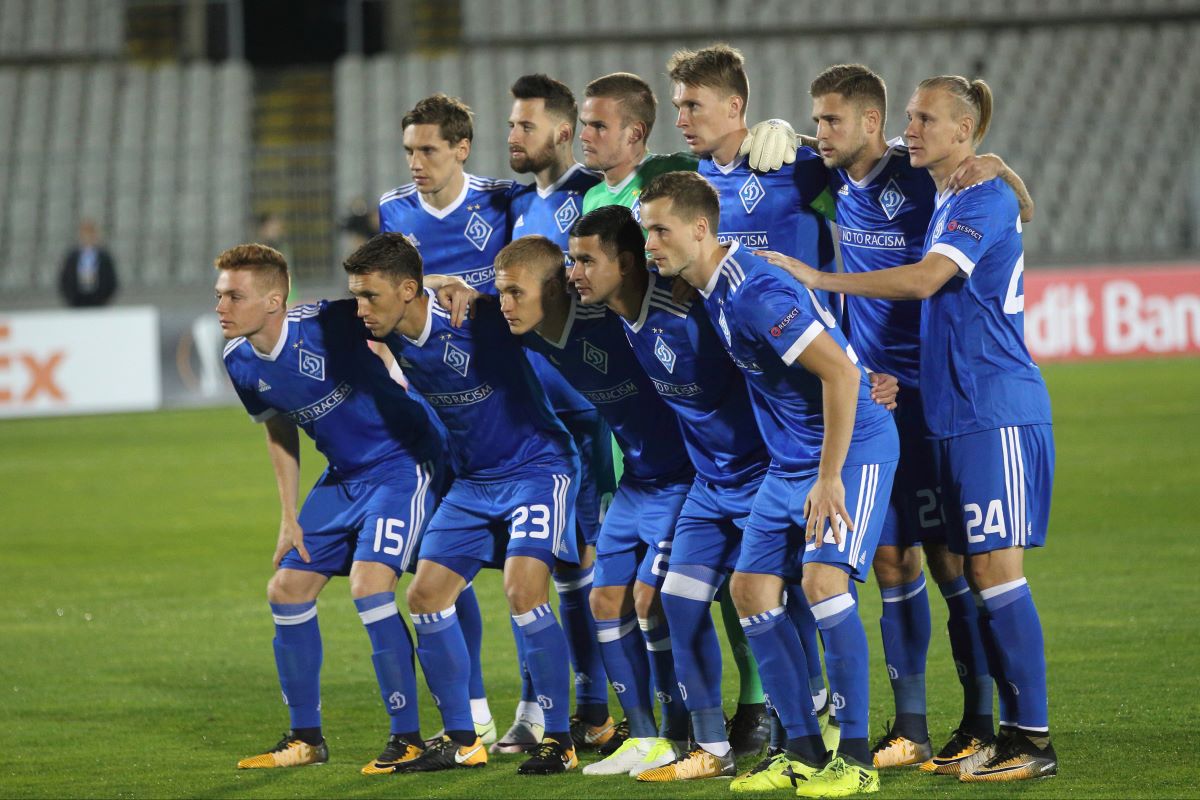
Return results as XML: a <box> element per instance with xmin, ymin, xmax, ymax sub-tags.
<box><xmin>508</xmin><ymin>163</ymin><xmax>601</xmax><ymax>253</ymax></box>
<box><xmin>699</xmin><ymin>241</ymin><xmax>898</xmax><ymax>474</ymax></box>
<box><xmin>831</xmin><ymin>139</ymin><xmax>934</xmax><ymax>388</ymax></box>
<box><xmin>921</xmin><ymin>178</ymin><xmax>1052</xmax><ymax>438</ymax></box>
<box><xmin>379</xmin><ymin>173</ymin><xmax>514</xmax><ymax>291</ymax></box>
<box><xmin>508</xmin><ymin>163</ymin><xmax>603</xmax><ymax>416</ymax></box>
<box><xmin>223</xmin><ymin>299</ymin><xmax>444</xmax><ymax>476</ymax></box>
<box><xmin>700</xmin><ymin>146</ymin><xmax>836</xmax><ymax>274</ymax></box>
<box><xmin>382</xmin><ymin>291</ymin><xmax>577</xmax><ymax>480</ymax></box>
<box><xmin>523</xmin><ymin>297</ymin><xmax>694</xmax><ymax>485</ymax></box>
<box><xmin>620</xmin><ymin>271</ymin><xmax>768</xmax><ymax>487</ymax></box>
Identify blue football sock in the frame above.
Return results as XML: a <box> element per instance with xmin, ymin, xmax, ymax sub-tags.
<box><xmin>410</xmin><ymin>604</ymin><xmax>473</xmax><ymax>736</ymax></box>
<box><xmin>271</xmin><ymin>601</ymin><xmax>323</xmax><ymax>731</ymax></box>
<box><xmin>880</xmin><ymin>573</ymin><xmax>931</xmax><ymax>741</ymax></box>
<box><xmin>513</xmin><ymin>603</ymin><xmax>572</xmax><ymax>735</ymax></box>
<box><xmin>661</xmin><ymin>564</ymin><xmax>726</xmax><ymax>747</ymax></box>
<box><xmin>940</xmin><ymin>577</ymin><xmax>994</xmax><ymax>736</ymax></box>
<box><xmin>740</xmin><ymin>606</ymin><xmax>821</xmax><ymax>741</ymax></box>
<box><xmin>456</xmin><ymin>583</ymin><xmax>487</xmax><ymax>703</ymax></box>
<box><xmin>510</xmin><ymin>615</ymin><xmax>537</xmax><ymax>703</ymax></box>
<box><xmin>640</xmin><ymin>612</ymin><xmax>689</xmax><ymax>740</ymax></box>
<box><xmin>554</xmin><ymin>566</ymin><xmax>609</xmax><ymax>714</ymax></box>
<box><xmin>595</xmin><ymin>612</ymin><xmax>656</xmax><ymax>738</ymax></box>
<box><xmin>812</xmin><ymin>592</ymin><xmax>871</xmax><ymax>765</ymax></box>
<box><xmin>975</xmin><ymin>592</ymin><xmax>1016</xmax><ymax>729</ymax></box>
<box><xmin>981</xmin><ymin>579</ymin><xmax>1049</xmax><ymax>733</ymax></box>
<box><xmin>785</xmin><ymin>585</ymin><xmax>827</xmax><ymax>708</ymax></box>
<box><xmin>355</xmin><ymin>592</ymin><xmax>419</xmax><ymax>736</ymax></box>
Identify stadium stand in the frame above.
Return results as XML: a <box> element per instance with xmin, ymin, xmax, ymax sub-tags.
<box><xmin>337</xmin><ymin>12</ymin><xmax>1200</xmax><ymax>266</ymax></box>
<box><xmin>0</xmin><ymin>1</ymin><xmax>1196</xmax><ymax>295</ymax></box>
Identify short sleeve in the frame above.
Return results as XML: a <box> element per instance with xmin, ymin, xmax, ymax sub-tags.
<box><xmin>928</xmin><ymin>184</ymin><xmax>1013</xmax><ymax>277</ymax></box>
<box><xmin>225</xmin><ymin>360</ymin><xmax>277</xmax><ymax>423</ymax></box>
<box><xmin>734</xmin><ymin>273</ymin><xmax>825</xmax><ymax>366</ymax></box>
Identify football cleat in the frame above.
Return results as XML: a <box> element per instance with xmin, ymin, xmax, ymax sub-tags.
<box><xmin>870</xmin><ymin>724</ymin><xmax>932</xmax><ymax>768</ymax></box>
<box><xmin>919</xmin><ymin>728</ymin><xmax>996</xmax><ymax>775</ymax></box>
<box><xmin>581</xmin><ymin>736</ymin><xmax>664</xmax><ymax>776</ymax></box>
<box><xmin>636</xmin><ymin>746</ymin><xmax>736</xmax><ymax>781</ymax></box>
<box><xmin>732</xmin><ymin>751</ymin><xmax>818</xmax><ymax>793</ymax></box>
<box><xmin>728</xmin><ymin>705</ymin><xmax>771</xmax><ymax>758</ymax></box>
<box><xmin>426</xmin><ymin>717</ymin><xmax>498</xmax><ymax>747</ymax></box>
<box><xmin>236</xmin><ymin>732</ymin><xmax>328</xmax><ymax>769</ymax></box>
<box><xmin>958</xmin><ymin>734</ymin><xmax>1057</xmax><ymax>782</ymax></box>
<box><xmin>361</xmin><ymin>734</ymin><xmax>423</xmax><ymax>775</ymax></box>
<box><xmin>793</xmin><ymin>755</ymin><xmax>879</xmax><ymax>797</ymax></box>
<box><xmin>393</xmin><ymin>735</ymin><xmax>487</xmax><ymax>773</ymax></box>
<box><xmin>516</xmin><ymin>737</ymin><xmax>578</xmax><ymax>775</ymax></box>
<box><xmin>596</xmin><ymin>717</ymin><xmax>630</xmax><ymax>756</ymax></box>
<box><xmin>490</xmin><ymin>717</ymin><xmax>545</xmax><ymax>754</ymax></box>
<box><xmin>570</xmin><ymin>715</ymin><xmax>617</xmax><ymax>750</ymax></box>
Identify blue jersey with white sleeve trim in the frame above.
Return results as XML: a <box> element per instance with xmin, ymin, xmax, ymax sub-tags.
<box><xmin>222</xmin><ymin>299</ymin><xmax>443</xmax><ymax>477</ymax></box>
<box><xmin>921</xmin><ymin>178</ymin><xmax>1052</xmax><ymax>438</ymax></box>
<box><xmin>379</xmin><ymin>174</ymin><xmax>513</xmax><ymax>292</ymax></box>
<box><xmin>381</xmin><ymin>291</ymin><xmax>577</xmax><ymax>480</ymax></box>
<box><xmin>523</xmin><ymin>297</ymin><xmax>693</xmax><ymax>485</ymax></box>
<box><xmin>620</xmin><ymin>271</ymin><xmax>768</xmax><ymax>487</ymax></box>
<box><xmin>830</xmin><ymin>139</ymin><xmax>933</xmax><ymax>387</ymax></box>
<box><xmin>699</xmin><ymin>241</ymin><xmax>898</xmax><ymax>474</ymax></box>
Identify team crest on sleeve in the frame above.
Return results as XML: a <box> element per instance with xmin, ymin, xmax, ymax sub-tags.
<box><xmin>653</xmin><ymin>335</ymin><xmax>677</xmax><ymax>373</ymax></box>
<box><xmin>582</xmin><ymin>341</ymin><xmax>609</xmax><ymax>374</ymax></box>
<box><xmin>878</xmin><ymin>177</ymin><xmax>905</xmax><ymax>220</ymax></box>
<box><xmin>554</xmin><ymin>196</ymin><xmax>581</xmax><ymax>233</ymax></box>
<box><xmin>463</xmin><ymin>212</ymin><xmax>495</xmax><ymax>252</ymax></box>
<box><xmin>443</xmin><ymin>341</ymin><xmax>471</xmax><ymax>377</ymax></box>
<box><xmin>630</xmin><ymin>197</ymin><xmax>642</xmax><ymax>222</ymax></box>
<box><xmin>298</xmin><ymin>349</ymin><xmax>325</xmax><ymax>381</ymax></box>
<box><xmin>739</xmin><ymin>174</ymin><xmax>765</xmax><ymax>214</ymax></box>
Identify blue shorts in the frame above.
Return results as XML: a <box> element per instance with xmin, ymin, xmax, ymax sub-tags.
<box><xmin>418</xmin><ymin>467</ymin><xmax>581</xmax><ymax>581</ymax></box>
<box><xmin>562</xmin><ymin>410</ymin><xmax>614</xmax><ymax>548</ymax></box>
<box><xmin>593</xmin><ymin>477</ymin><xmax>690</xmax><ymax>589</ymax></box>
<box><xmin>738</xmin><ymin>460</ymin><xmax>898</xmax><ymax>583</ymax></box>
<box><xmin>670</xmin><ymin>474</ymin><xmax>764</xmax><ymax>572</ymax></box>
<box><xmin>934</xmin><ymin>424</ymin><xmax>1055</xmax><ymax>556</ymax></box>
<box><xmin>879</xmin><ymin>391</ymin><xmax>947</xmax><ymax>549</ymax></box>
<box><xmin>285</xmin><ymin>459</ymin><xmax>443</xmax><ymax>577</ymax></box>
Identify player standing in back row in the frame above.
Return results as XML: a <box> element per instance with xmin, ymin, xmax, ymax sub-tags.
<box><xmin>766</xmin><ymin>75</ymin><xmax>1057</xmax><ymax>783</ymax></box>
<box><xmin>800</xmin><ymin>63</ymin><xmax>1036</xmax><ymax>773</ymax></box>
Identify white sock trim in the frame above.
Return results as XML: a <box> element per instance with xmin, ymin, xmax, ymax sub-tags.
<box><xmin>810</xmin><ymin>592</ymin><xmax>855</xmax><ymax>622</ymax></box>
<box><xmin>979</xmin><ymin>577</ymin><xmax>1028</xmax><ymax>602</ymax></box>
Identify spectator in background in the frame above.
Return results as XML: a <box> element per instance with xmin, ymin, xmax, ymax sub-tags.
<box><xmin>59</xmin><ymin>219</ymin><xmax>118</xmax><ymax>307</ymax></box>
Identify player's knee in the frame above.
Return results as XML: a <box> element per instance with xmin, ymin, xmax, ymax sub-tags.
<box><xmin>872</xmin><ymin>545</ymin><xmax>920</xmax><ymax>587</ymax></box>
<box><xmin>801</xmin><ymin>566</ymin><xmax>849</xmax><ymax>605</ymax></box>
<box><xmin>924</xmin><ymin>543</ymin><xmax>963</xmax><ymax>584</ymax></box>
<box><xmin>267</xmin><ymin>571</ymin><xmax>308</xmax><ymax>604</ymax></box>
<box><xmin>348</xmin><ymin>562</ymin><xmax>398</xmax><ymax>599</ymax></box>
<box><xmin>504</xmin><ymin>582</ymin><xmax>546</xmax><ymax>616</ymax></box>
<box><xmin>632</xmin><ymin>585</ymin><xmax>657</xmax><ymax>620</ymax></box>
<box><xmin>405</xmin><ymin>578</ymin><xmax>440</xmax><ymax>615</ymax></box>
<box><xmin>589</xmin><ymin>585</ymin><xmax>625</xmax><ymax>620</ymax></box>
<box><xmin>729</xmin><ymin>572</ymin><xmax>773</xmax><ymax>616</ymax></box>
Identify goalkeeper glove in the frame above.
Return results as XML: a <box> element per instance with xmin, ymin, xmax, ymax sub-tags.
<box><xmin>740</xmin><ymin>119</ymin><xmax>798</xmax><ymax>172</ymax></box>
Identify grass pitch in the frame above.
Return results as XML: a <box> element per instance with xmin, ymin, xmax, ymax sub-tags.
<box><xmin>2</xmin><ymin>358</ymin><xmax>1198</xmax><ymax>799</ymax></box>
